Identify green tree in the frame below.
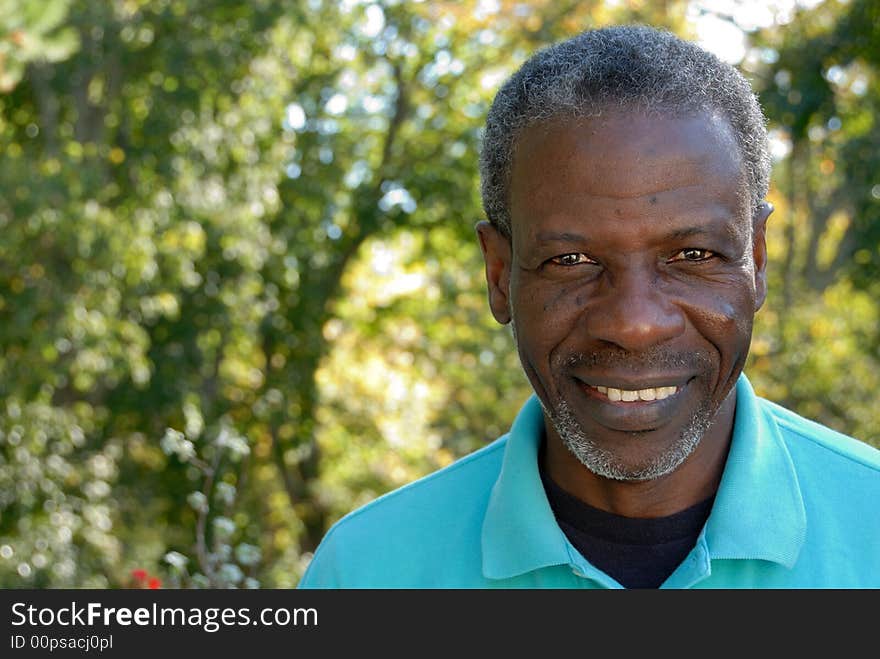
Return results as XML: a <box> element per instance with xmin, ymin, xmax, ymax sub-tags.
<box><xmin>744</xmin><ymin>0</ymin><xmax>880</xmax><ymax>446</ymax></box>
<box><xmin>0</xmin><ymin>0</ymin><xmax>78</xmax><ymax>92</ymax></box>
<box><xmin>4</xmin><ymin>0</ymin><xmax>874</xmax><ymax>590</ymax></box>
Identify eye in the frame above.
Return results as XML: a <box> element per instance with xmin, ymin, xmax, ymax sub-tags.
<box><xmin>549</xmin><ymin>253</ymin><xmax>597</xmax><ymax>266</ymax></box>
<box><xmin>671</xmin><ymin>248</ymin><xmax>716</xmax><ymax>263</ymax></box>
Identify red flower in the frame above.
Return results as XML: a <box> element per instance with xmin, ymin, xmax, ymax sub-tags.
<box><xmin>131</xmin><ymin>569</ymin><xmax>148</xmax><ymax>582</ymax></box>
<box><xmin>147</xmin><ymin>577</ymin><xmax>161</xmax><ymax>589</ymax></box>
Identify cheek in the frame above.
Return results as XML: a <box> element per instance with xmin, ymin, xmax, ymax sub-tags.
<box><xmin>681</xmin><ymin>285</ymin><xmax>755</xmax><ymax>366</ymax></box>
<box><xmin>512</xmin><ymin>278</ymin><xmax>584</xmax><ymax>343</ymax></box>
<box><xmin>511</xmin><ymin>277</ymin><xmax>585</xmax><ymax>381</ymax></box>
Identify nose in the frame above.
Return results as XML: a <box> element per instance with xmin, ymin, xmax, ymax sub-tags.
<box><xmin>583</xmin><ymin>267</ymin><xmax>686</xmax><ymax>351</ymax></box>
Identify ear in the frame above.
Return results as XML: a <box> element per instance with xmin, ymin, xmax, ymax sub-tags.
<box><xmin>752</xmin><ymin>201</ymin><xmax>773</xmax><ymax>311</ymax></box>
<box><xmin>476</xmin><ymin>220</ymin><xmax>513</xmax><ymax>325</ymax></box>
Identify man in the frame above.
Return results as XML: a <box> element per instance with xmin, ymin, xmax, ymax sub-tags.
<box><xmin>299</xmin><ymin>25</ymin><xmax>880</xmax><ymax>588</ymax></box>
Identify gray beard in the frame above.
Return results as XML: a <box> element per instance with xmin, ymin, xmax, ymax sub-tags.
<box><xmin>542</xmin><ymin>396</ymin><xmax>715</xmax><ymax>482</ymax></box>
<box><xmin>510</xmin><ymin>315</ymin><xmax>720</xmax><ymax>480</ymax></box>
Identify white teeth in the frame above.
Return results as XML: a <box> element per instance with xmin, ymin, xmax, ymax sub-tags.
<box><xmin>593</xmin><ymin>385</ymin><xmax>678</xmax><ymax>402</ymax></box>
<box><xmin>658</xmin><ymin>386</ymin><xmax>677</xmax><ymax>399</ymax></box>
<box><xmin>639</xmin><ymin>388</ymin><xmax>656</xmax><ymax>401</ymax></box>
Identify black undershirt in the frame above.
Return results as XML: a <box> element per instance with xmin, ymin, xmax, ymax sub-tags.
<box><xmin>540</xmin><ymin>466</ymin><xmax>714</xmax><ymax>589</ymax></box>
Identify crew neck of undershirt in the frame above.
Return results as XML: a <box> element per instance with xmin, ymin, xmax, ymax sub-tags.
<box><xmin>540</xmin><ymin>466</ymin><xmax>716</xmax><ymax>545</ymax></box>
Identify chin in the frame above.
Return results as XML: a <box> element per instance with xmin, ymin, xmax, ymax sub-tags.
<box><xmin>544</xmin><ymin>396</ymin><xmax>714</xmax><ymax>482</ymax></box>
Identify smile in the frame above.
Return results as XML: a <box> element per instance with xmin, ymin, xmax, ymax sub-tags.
<box><xmin>589</xmin><ymin>384</ymin><xmax>679</xmax><ymax>402</ymax></box>
<box><xmin>573</xmin><ymin>378</ymin><xmax>693</xmax><ymax>432</ymax></box>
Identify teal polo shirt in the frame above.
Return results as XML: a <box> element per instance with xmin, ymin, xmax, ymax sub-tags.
<box><xmin>298</xmin><ymin>374</ymin><xmax>880</xmax><ymax>588</ymax></box>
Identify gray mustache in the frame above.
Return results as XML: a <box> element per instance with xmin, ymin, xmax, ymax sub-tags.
<box><xmin>559</xmin><ymin>347</ymin><xmax>713</xmax><ymax>373</ymax></box>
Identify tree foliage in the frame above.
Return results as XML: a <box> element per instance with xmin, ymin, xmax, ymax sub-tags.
<box><xmin>1</xmin><ymin>0</ymin><xmax>876</xmax><ymax>588</ymax></box>
<box><xmin>743</xmin><ymin>0</ymin><xmax>880</xmax><ymax>443</ymax></box>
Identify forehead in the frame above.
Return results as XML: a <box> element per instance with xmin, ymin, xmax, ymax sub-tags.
<box><xmin>508</xmin><ymin>111</ymin><xmax>749</xmax><ymax>242</ymax></box>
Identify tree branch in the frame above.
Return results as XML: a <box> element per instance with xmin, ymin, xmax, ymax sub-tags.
<box><xmin>261</xmin><ymin>55</ymin><xmax>413</xmax><ymax>549</ymax></box>
<box><xmin>808</xmin><ymin>216</ymin><xmax>860</xmax><ymax>291</ymax></box>
<box><xmin>28</xmin><ymin>64</ymin><xmax>60</xmax><ymax>156</ymax></box>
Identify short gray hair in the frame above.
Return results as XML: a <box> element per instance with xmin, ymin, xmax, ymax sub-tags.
<box><xmin>479</xmin><ymin>25</ymin><xmax>771</xmax><ymax>237</ymax></box>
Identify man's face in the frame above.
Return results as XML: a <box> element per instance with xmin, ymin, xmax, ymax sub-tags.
<box><xmin>479</xmin><ymin>111</ymin><xmax>770</xmax><ymax>481</ymax></box>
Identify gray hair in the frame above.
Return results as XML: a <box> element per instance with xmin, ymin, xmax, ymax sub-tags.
<box><xmin>479</xmin><ymin>25</ymin><xmax>771</xmax><ymax>237</ymax></box>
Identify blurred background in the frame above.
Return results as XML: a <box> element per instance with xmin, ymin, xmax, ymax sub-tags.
<box><xmin>0</xmin><ymin>0</ymin><xmax>877</xmax><ymax>588</ymax></box>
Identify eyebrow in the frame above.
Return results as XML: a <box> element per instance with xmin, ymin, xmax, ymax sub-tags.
<box><xmin>666</xmin><ymin>226</ymin><xmax>712</xmax><ymax>241</ymax></box>
<box><xmin>534</xmin><ymin>231</ymin><xmax>589</xmax><ymax>243</ymax></box>
<box><xmin>667</xmin><ymin>222</ymin><xmax>744</xmax><ymax>243</ymax></box>
<box><xmin>534</xmin><ymin>222</ymin><xmax>741</xmax><ymax>246</ymax></box>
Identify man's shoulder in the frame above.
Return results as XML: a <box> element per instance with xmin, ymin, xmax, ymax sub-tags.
<box><xmin>299</xmin><ymin>435</ymin><xmax>509</xmax><ymax>587</ymax></box>
<box><xmin>340</xmin><ymin>435</ymin><xmax>507</xmax><ymax>522</ymax></box>
<box><xmin>759</xmin><ymin>397</ymin><xmax>880</xmax><ymax>474</ymax></box>
<box><xmin>753</xmin><ymin>396</ymin><xmax>880</xmax><ymax>583</ymax></box>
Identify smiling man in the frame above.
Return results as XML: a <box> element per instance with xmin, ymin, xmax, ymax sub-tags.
<box><xmin>299</xmin><ymin>25</ymin><xmax>880</xmax><ymax>588</ymax></box>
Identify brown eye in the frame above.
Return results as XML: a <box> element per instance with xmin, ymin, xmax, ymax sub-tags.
<box><xmin>674</xmin><ymin>248</ymin><xmax>715</xmax><ymax>262</ymax></box>
<box><xmin>551</xmin><ymin>253</ymin><xmax>595</xmax><ymax>266</ymax></box>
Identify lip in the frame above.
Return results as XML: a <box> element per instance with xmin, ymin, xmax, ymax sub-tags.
<box><xmin>577</xmin><ymin>373</ymin><xmax>694</xmax><ymax>391</ymax></box>
<box><xmin>572</xmin><ymin>377</ymin><xmax>694</xmax><ymax>432</ymax></box>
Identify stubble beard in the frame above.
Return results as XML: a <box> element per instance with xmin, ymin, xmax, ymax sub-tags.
<box><xmin>542</xmin><ymin>393</ymin><xmax>715</xmax><ymax>482</ymax></box>
<box><xmin>539</xmin><ymin>344</ymin><xmax>719</xmax><ymax>482</ymax></box>
<box><xmin>511</xmin><ymin>318</ymin><xmax>721</xmax><ymax>481</ymax></box>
